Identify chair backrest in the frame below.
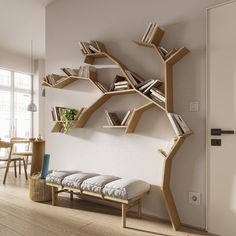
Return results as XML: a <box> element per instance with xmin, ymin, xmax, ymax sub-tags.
<box><xmin>10</xmin><ymin>137</ymin><xmax>31</xmax><ymax>152</ymax></box>
<box><xmin>0</xmin><ymin>141</ymin><xmax>13</xmax><ymax>161</ymax></box>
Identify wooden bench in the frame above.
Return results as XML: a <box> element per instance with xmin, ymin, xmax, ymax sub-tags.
<box><xmin>46</xmin><ymin>170</ymin><xmax>150</xmax><ymax>228</ymax></box>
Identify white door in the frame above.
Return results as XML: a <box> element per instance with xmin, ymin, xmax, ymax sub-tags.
<box><xmin>207</xmin><ymin>1</ymin><xmax>236</xmax><ymax>235</ymax></box>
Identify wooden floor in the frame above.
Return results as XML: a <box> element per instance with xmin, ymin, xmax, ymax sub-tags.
<box><xmin>0</xmin><ymin>168</ymin><xmax>215</xmax><ymax>236</ymax></box>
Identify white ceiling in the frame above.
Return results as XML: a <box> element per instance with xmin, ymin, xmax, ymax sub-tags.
<box><xmin>0</xmin><ymin>0</ymin><xmax>56</xmax><ymax>59</ymax></box>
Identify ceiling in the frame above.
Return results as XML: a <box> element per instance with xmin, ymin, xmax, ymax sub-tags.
<box><xmin>0</xmin><ymin>0</ymin><xmax>56</xmax><ymax>59</ymax></box>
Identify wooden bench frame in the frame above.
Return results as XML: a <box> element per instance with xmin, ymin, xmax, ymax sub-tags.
<box><xmin>47</xmin><ymin>183</ymin><xmax>147</xmax><ymax>228</ymax></box>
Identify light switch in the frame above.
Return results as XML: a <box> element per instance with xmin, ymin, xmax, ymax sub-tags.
<box><xmin>190</xmin><ymin>101</ymin><xmax>199</xmax><ymax>112</ymax></box>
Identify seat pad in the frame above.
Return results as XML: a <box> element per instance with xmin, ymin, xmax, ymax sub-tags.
<box><xmin>62</xmin><ymin>172</ymin><xmax>99</xmax><ymax>189</ymax></box>
<box><xmin>46</xmin><ymin>170</ymin><xmax>78</xmax><ymax>185</ymax></box>
<box><xmin>102</xmin><ymin>179</ymin><xmax>150</xmax><ymax>200</ymax></box>
<box><xmin>81</xmin><ymin>175</ymin><xmax>120</xmax><ymax>194</ymax></box>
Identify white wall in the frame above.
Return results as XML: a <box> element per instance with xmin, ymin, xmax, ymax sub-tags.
<box><xmin>0</xmin><ymin>49</ymin><xmax>31</xmax><ymax>74</ymax></box>
<box><xmin>45</xmin><ymin>0</ymin><xmax>227</xmax><ymax>229</ymax></box>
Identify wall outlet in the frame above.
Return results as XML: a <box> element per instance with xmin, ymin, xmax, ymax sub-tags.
<box><xmin>189</xmin><ymin>101</ymin><xmax>199</xmax><ymax>112</ymax></box>
<box><xmin>189</xmin><ymin>192</ymin><xmax>201</xmax><ymax>205</ymax></box>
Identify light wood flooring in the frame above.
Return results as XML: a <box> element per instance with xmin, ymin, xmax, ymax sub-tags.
<box><xmin>0</xmin><ymin>168</ymin><xmax>215</xmax><ymax>236</ymax></box>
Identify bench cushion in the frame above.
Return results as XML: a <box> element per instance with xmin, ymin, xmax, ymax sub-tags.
<box><xmin>81</xmin><ymin>175</ymin><xmax>120</xmax><ymax>194</ymax></box>
<box><xmin>46</xmin><ymin>170</ymin><xmax>78</xmax><ymax>185</ymax></box>
<box><xmin>62</xmin><ymin>172</ymin><xmax>99</xmax><ymax>189</ymax></box>
<box><xmin>102</xmin><ymin>179</ymin><xmax>150</xmax><ymax>200</ymax></box>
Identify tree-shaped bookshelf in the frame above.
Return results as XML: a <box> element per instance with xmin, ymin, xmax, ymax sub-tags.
<box><xmin>43</xmin><ymin>23</ymin><xmax>192</xmax><ymax>231</ymax></box>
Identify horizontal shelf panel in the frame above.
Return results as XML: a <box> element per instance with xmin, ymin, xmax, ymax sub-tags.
<box><xmin>91</xmin><ymin>64</ymin><xmax>120</xmax><ymax>69</ymax></box>
<box><xmin>105</xmin><ymin>89</ymin><xmax>136</xmax><ymax>95</ymax></box>
<box><xmin>84</xmin><ymin>53</ymin><xmax>106</xmax><ymax>58</ymax></box>
<box><xmin>103</xmin><ymin>126</ymin><xmax>128</xmax><ymax>129</ymax></box>
<box><xmin>50</xmin><ymin>77</ymin><xmax>79</xmax><ymax>89</ymax></box>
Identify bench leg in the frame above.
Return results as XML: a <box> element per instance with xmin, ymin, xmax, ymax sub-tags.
<box><xmin>52</xmin><ymin>187</ymin><xmax>57</xmax><ymax>206</ymax></box>
<box><xmin>137</xmin><ymin>200</ymin><xmax>142</xmax><ymax>218</ymax></box>
<box><xmin>122</xmin><ymin>203</ymin><xmax>127</xmax><ymax>228</ymax></box>
<box><xmin>70</xmin><ymin>191</ymin><xmax>73</xmax><ymax>201</ymax></box>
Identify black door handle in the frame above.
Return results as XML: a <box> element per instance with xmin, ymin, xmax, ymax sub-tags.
<box><xmin>211</xmin><ymin>128</ymin><xmax>235</xmax><ymax>136</ymax></box>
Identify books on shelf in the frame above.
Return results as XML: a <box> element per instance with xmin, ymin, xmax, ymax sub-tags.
<box><xmin>105</xmin><ymin>110</ymin><xmax>120</xmax><ymax>126</ymax></box>
<box><xmin>61</xmin><ymin>66</ymin><xmax>96</xmax><ymax>78</ymax></box>
<box><xmin>43</xmin><ymin>74</ymin><xmax>66</xmax><ymax>86</ymax></box>
<box><xmin>167</xmin><ymin>113</ymin><xmax>191</xmax><ymax>136</ymax></box>
<box><xmin>105</xmin><ymin>110</ymin><xmax>133</xmax><ymax>126</ymax></box>
<box><xmin>51</xmin><ymin>107</ymin><xmax>84</xmax><ymax>122</ymax></box>
<box><xmin>79</xmin><ymin>41</ymin><xmax>101</xmax><ymax>55</ymax></box>
<box><xmin>158</xmin><ymin>46</ymin><xmax>177</xmax><ymax>60</ymax></box>
<box><xmin>61</xmin><ymin>68</ymin><xmax>78</xmax><ymax>76</ymax></box>
<box><xmin>141</xmin><ymin>22</ymin><xmax>160</xmax><ymax>43</ymax></box>
<box><xmin>110</xmin><ymin>75</ymin><xmax>131</xmax><ymax>91</ymax></box>
<box><xmin>134</xmin><ymin>78</ymin><xmax>163</xmax><ymax>98</ymax></box>
<box><xmin>51</xmin><ymin>106</ymin><xmax>67</xmax><ymax>121</ymax></box>
<box><xmin>150</xmin><ymin>88</ymin><xmax>165</xmax><ymax>103</ymax></box>
<box><xmin>77</xmin><ymin>65</ymin><xmax>96</xmax><ymax>78</ymax></box>
<box><xmin>138</xmin><ymin>79</ymin><xmax>154</xmax><ymax>92</ymax></box>
<box><xmin>142</xmin><ymin>80</ymin><xmax>163</xmax><ymax>95</ymax></box>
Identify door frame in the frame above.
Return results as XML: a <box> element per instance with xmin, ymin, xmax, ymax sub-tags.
<box><xmin>206</xmin><ymin>0</ymin><xmax>236</xmax><ymax>231</ymax></box>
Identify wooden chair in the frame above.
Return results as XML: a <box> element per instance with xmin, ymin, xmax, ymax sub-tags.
<box><xmin>11</xmin><ymin>138</ymin><xmax>32</xmax><ymax>175</ymax></box>
<box><xmin>0</xmin><ymin>140</ymin><xmax>28</xmax><ymax>184</ymax></box>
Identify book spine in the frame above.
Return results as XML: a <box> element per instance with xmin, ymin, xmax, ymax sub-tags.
<box><xmin>173</xmin><ymin>114</ymin><xmax>190</xmax><ymax>133</ymax></box>
<box><xmin>139</xmin><ymin>80</ymin><xmax>154</xmax><ymax>91</ymax></box>
<box><xmin>167</xmin><ymin>113</ymin><xmax>183</xmax><ymax>136</ymax></box>
<box><xmin>148</xmin><ymin>24</ymin><xmax>158</xmax><ymax>43</ymax></box>
<box><xmin>121</xmin><ymin>110</ymin><xmax>131</xmax><ymax>126</ymax></box>
<box><xmin>105</xmin><ymin>110</ymin><xmax>114</xmax><ymax>126</ymax></box>
<box><xmin>142</xmin><ymin>22</ymin><xmax>153</xmax><ymax>42</ymax></box>
<box><xmin>145</xmin><ymin>23</ymin><xmax>156</xmax><ymax>43</ymax></box>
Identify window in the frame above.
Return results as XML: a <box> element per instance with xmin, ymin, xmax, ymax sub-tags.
<box><xmin>0</xmin><ymin>68</ymin><xmax>32</xmax><ymax>140</ymax></box>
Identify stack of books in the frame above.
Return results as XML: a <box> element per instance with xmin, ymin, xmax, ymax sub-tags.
<box><xmin>79</xmin><ymin>41</ymin><xmax>100</xmax><ymax>55</ymax></box>
<box><xmin>141</xmin><ymin>22</ymin><xmax>161</xmax><ymax>43</ymax></box>
<box><xmin>105</xmin><ymin>110</ymin><xmax>133</xmax><ymax>126</ymax></box>
<box><xmin>110</xmin><ymin>75</ymin><xmax>130</xmax><ymax>91</ymax></box>
<box><xmin>167</xmin><ymin>113</ymin><xmax>191</xmax><ymax>136</ymax></box>
<box><xmin>158</xmin><ymin>46</ymin><xmax>177</xmax><ymax>60</ymax></box>
<box><xmin>43</xmin><ymin>74</ymin><xmax>66</xmax><ymax>86</ymax></box>
<box><xmin>136</xmin><ymin>79</ymin><xmax>163</xmax><ymax>95</ymax></box>
<box><xmin>150</xmin><ymin>88</ymin><xmax>165</xmax><ymax>104</ymax></box>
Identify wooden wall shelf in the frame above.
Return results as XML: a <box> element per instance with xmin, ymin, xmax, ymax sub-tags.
<box><xmin>43</xmin><ymin>76</ymin><xmax>79</xmax><ymax>89</ymax></box>
<box><xmin>103</xmin><ymin>126</ymin><xmax>128</xmax><ymax>129</ymax></box>
<box><xmin>44</xmin><ymin>24</ymin><xmax>192</xmax><ymax>231</ymax></box>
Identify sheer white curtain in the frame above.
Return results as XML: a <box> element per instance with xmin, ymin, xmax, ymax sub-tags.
<box><xmin>0</xmin><ymin>68</ymin><xmax>32</xmax><ymax>156</ymax></box>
